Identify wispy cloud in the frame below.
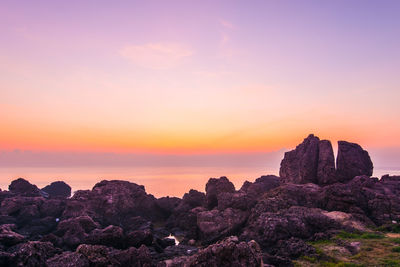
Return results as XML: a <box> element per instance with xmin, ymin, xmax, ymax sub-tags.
<box><xmin>219</xmin><ymin>19</ymin><xmax>235</xmax><ymax>29</ymax></box>
<box><xmin>120</xmin><ymin>42</ymin><xmax>193</xmax><ymax>69</ymax></box>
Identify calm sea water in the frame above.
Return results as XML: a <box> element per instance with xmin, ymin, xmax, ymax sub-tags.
<box><xmin>0</xmin><ymin>167</ymin><xmax>398</xmax><ymax>198</ymax></box>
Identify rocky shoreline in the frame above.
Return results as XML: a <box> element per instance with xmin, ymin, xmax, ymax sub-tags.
<box><xmin>1</xmin><ymin>134</ymin><xmax>399</xmax><ymax>266</ymax></box>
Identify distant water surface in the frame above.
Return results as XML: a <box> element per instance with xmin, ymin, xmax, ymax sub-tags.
<box><xmin>0</xmin><ymin>167</ymin><xmax>398</xmax><ymax>198</ymax></box>
<box><xmin>0</xmin><ymin>166</ymin><xmax>279</xmax><ymax>198</ymax></box>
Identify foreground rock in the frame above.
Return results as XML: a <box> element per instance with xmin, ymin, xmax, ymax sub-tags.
<box><xmin>161</xmin><ymin>236</ymin><xmax>262</xmax><ymax>267</ymax></box>
<box><xmin>42</xmin><ymin>181</ymin><xmax>71</xmax><ymax>198</ymax></box>
<box><xmin>336</xmin><ymin>141</ymin><xmax>373</xmax><ymax>182</ymax></box>
<box><xmin>8</xmin><ymin>178</ymin><xmax>42</xmax><ymax>197</ymax></box>
<box><xmin>0</xmin><ymin>134</ymin><xmax>399</xmax><ymax>266</ymax></box>
<box><xmin>280</xmin><ymin>135</ymin><xmax>373</xmax><ymax>185</ymax></box>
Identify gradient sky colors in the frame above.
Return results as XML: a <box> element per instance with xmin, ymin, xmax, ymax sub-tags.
<box><xmin>1</xmin><ymin>1</ymin><xmax>400</xmax><ymax>195</ymax></box>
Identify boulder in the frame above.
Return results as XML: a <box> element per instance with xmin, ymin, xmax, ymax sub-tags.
<box><xmin>197</xmin><ymin>208</ymin><xmax>248</xmax><ymax>244</ymax></box>
<box><xmin>162</xmin><ymin>236</ymin><xmax>262</xmax><ymax>267</ymax></box>
<box><xmin>8</xmin><ymin>178</ymin><xmax>42</xmax><ymax>197</ymax></box>
<box><xmin>240</xmin><ymin>206</ymin><xmax>343</xmax><ymax>248</ymax></box>
<box><xmin>76</xmin><ymin>244</ymin><xmax>152</xmax><ymax>266</ymax></box>
<box><xmin>336</xmin><ymin>141</ymin><xmax>373</xmax><ymax>181</ymax></box>
<box><xmin>182</xmin><ymin>189</ymin><xmax>206</xmax><ymax>208</ymax></box>
<box><xmin>46</xmin><ymin>251</ymin><xmax>89</xmax><ymax>267</ymax></box>
<box><xmin>41</xmin><ymin>181</ymin><xmax>71</xmax><ymax>198</ymax></box>
<box><xmin>62</xmin><ymin>180</ymin><xmax>163</xmax><ymax>226</ymax></box>
<box><xmin>205</xmin><ymin>177</ymin><xmax>235</xmax><ymax>209</ymax></box>
<box><xmin>279</xmin><ymin>134</ymin><xmax>320</xmax><ymax>184</ymax></box>
<box><xmin>85</xmin><ymin>225</ymin><xmax>125</xmax><ymax>248</ymax></box>
<box><xmin>0</xmin><ymin>224</ymin><xmax>24</xmax><ymax>247</ymax></box>
<box><xmin>55</xmin><ymin>216</ymin><xmax>100</xmax><ymax>248</ymax></box>
<box><xmin>239</xmin><ymin>175</ymin><xmax>280</xmax><ymax>196</ymax></box>
<box><xmin>317</xmin><ymin>140</ymin><xmax>337</xmax><ymax>185</ymax></box>
<box><xmin>8</xmin><ymin>241</ymin><xmax>59</xmax><ymax>267</ymax></box>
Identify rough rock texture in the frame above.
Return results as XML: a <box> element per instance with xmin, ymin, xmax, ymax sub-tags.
<box><xmin>8</xmin><ymin>178</ymin><xmax>42</xmax><ymax>197</ymax></box>
<box><xmin>42</xmin><ymin>181</ymin><xmax>71</xmax><ymax>198</ymax></box>
<box><xmin>85</xmin><ymin>225</ymin><xmax>125</xmax><ymax>248</ymax></box>
<box><xmin>47</xmin><ymin>251</ymin><xmax>90</xmax><ymax>267</ymax></box>
<box><xmin>8</xmin><ymin>241</ymin><xmax>59</xmax><ymax>267</ymax></box>
<box><xmin>240</xmin><ymin>206</ymin><xmax>343</xmax><ymax>248</ymax></box>
<box><xmin>62</xmin><ymin>180</ymin><xmax>163</xmax><ymax>226</ymax></box>
<box><xmin>197</xmin><ymin>208</ymin><xmax>248</xmax><ymax>244</ymax></box>
<box><xmin>205</xmin><ymin>177</ymin><xmax>235</xmax><ymax>209</ymax></box>
<box><xmin>280</xmin><ymin>134</ymin><xmax>320</xmax><ymax>184</ymax></box>
<box><xmin>55</xmin><ymin>216</ymin><xmax>100</xmax><ymax>248</ymax></box>
<box><xmin>336</xmin><ymin>141</ymin><xmax>373</xmax><ymax>181</ymax></box>
<box><xmin>0</xmin><ymin>224</ymin><xmax>24</xmax><ymax>246</ymax></box>
<box><xmin>317</xmin><ymin>140</ymin><xmax>337</xmax><ymax>185</ymax></box>
<box><xmin>76</xmin><ymin>244</ymin><xmax>152</xmax><ymax>266</ymax></box>
<box><xmin>162</xmin><ymin>236</ymin><xmax>262</xmax><ymax>267</ymax></box>
<box><xmin>0</xmin><ymin>135</ymin><xmax>399</xmax><ymax>266</ymax></box>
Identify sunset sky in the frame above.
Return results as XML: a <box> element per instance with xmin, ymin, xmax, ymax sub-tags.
<box><xmin>1</xmin><ymin>1</ymin><xmax>400</xmax><ymax>194</ymax></box>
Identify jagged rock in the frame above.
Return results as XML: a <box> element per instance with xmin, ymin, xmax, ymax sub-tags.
<box><xmin>156</xmin><ymin>196</ymin><xmax>181</xmax><ymax>218</ymax></box>
<box><xmin>154</xmin><ymin>244</ymin><xmax>198</xmax><ymax>262</ymax></box>
<box><xmin>240</xmin><ymin>206</ymin><xmax>343</xmax><ymax>248</ymax></box>
<box><xmin>166</xmin><ymin>190</ymin><xmax>205</xmax><ymax>235</ymax></box>
<box><xmin>239</xmin><ymin>175</ymin><xmax>280</xmax><ymax>196</ymax></box>
<box><xmin>216</xmin><ymin>191</ymin><xmax>252</xmax><ymax>211</ymax></box>
<box><xmin>40</xmin><ymin>198</ymin><xmax>66</xmax><ymax>218</ymax></box>
<box><xmin>0</xmin><ymin>197</ymin><xmax>44</xmax><ymax>226</ymax></box>
<box><xmin>252</xmin><ymin>183</ymin><xmax>322</xmax><ymax>214</ymax></box>
<box><xmin>280</xmin><ymin>134</ymin><xmax>320</xmax><ymax>184</ymax></box>
<box><xmin>55</xmin><ymin>216</ymin><xmax>100</xmax><ymax>248</ymax></box>
<box><xmin>8</xmin><ymin>241</ymin><xmax>59</xmax><ymax>267</ymax></box>
<box><xmin>0</xmin><ymin>224</ymin><xmax>24</xmax><ymax>246</ymax></box>
<box><xmin>167</xmin><ymin>207</ymin><xmax>206</xmax><ymax>241</ymax></box>
<box><xmin>273</xmin><ymin>237</ymin><xmax>316</xmax><ymax>258</ymax></box>
<box><xmin>126</xmin><ymin>229</ymin><xmax>153</xmax><ymax>248</ymax></box>
<box><xmin>182</xmin><ymin>189</ymin><xmax>206</xmax><ymax>208</ymax></box>
<box><xmin>76</xmin><ymin>244</ymin><xmax>152</xmax><ymax>266</ymax></box>
<box><xmin>336</xmin><ymin>141</ymin><xmax>373</xmax><ymax>181</ymax></box>
<box><xmin>42</xmin><ymin>181</ymin><xmax>71</xmax><ymax>198</ymax></box>
<box><xmin>47</xmin><ymin>251</ymin><xmax>90</xmax><ymax>267</ymax></box>
<box><xmin>205</xmin><ymin>177</ymin><xmax>235</xmax><ymax>209</ymax></box>
<box><xmin>197</xmin><ymin>208</ymin><xmax>248</xmax><ymax>244</ymax></box>
<box><xmin>85</xmin><ymin>225</ymin><xmax>125</xmax><ymax>248</ymax></box>
<box><xmin>161</xmin><ymin>236</ymin><xmax>262</xmax><ymax>267</ymax></box>
<box><xmin>8</xmin><ymin>178</ymin><xmax>42</xmax><ymax>197</ymax></box>
<box><xmin>317</xmin><ymin>140</ymin><xmax>337</xmax><ymax>185</ymax></box>
<box><xmin>63</xmin><ymin>180</ymin><xmax>163</xmax><ymax>226</ymax></box>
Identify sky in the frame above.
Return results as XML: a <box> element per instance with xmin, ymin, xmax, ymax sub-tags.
<box><xmin>0</xmin><ymin>1</ymin><xmax>400</xmax><ymax>195</ymax></box>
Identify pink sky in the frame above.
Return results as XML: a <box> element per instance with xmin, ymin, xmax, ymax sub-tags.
<box><xmin>0</xmin><ymin>1</ymin><xmax>399</xmax><ymax>194</ymax></box>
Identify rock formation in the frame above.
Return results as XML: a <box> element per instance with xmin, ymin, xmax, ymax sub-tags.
<box><xmin>42</xmin><ymin>181</ymin><xmax>71</xmax><ymax>198</ymax></box>
<box><xmin>0</xmin><ymin>134</ymin><xmax>398</xmax><ymax>266</ymax></box>
<box><xmin>336</xmin><ymin>141</ymin><xmax>373</xmax><ymax>182</ymax></box>
<box><xmin>280</xmin><ymin>134</ymin><xmax>373</xmax><ymax>185</ymax></box>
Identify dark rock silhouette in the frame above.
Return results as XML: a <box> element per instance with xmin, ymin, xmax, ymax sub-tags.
<box><xmin>162</xmin><ymin>236</ymin><xmax>262</xmax><ymax>267</ymax></box>
<box><xmin>280</xmin><ymin>134</ymin><xmax>320</xmax><ymax>184</ymax></box>
<box><xmin>336</xmin><ymin>141</ymin><xmax>373</xmax><ymax>181</ymax></box>
<box><xmin>280</xmin><ymin>134</ymin><xmax>373</xmax><ymax>186</ymax></box>
<box><xmin>8</xmin><ymin>178</ymin><xmax>42</xmax><ymax>197</ymax></box>
<box><xmin>42</xmin><ymin>181</ymin><xmax>71</xmax><ymax>198</ymax></box>
<box><xmin>317</xmin><ymin>140</ymin><xmax>337</xmax><ymax>185</ymax></box>
<box><xmin>205</xmin><ymin>176</ymin><xmax>235</xmax><ymax>209</ymax></box>
<box><xmin>0</xmin><ymin>134</ymin><xmax>399</xmax><ymax>266</ymax></box>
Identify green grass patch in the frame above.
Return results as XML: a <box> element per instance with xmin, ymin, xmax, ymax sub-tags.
<box><xmin>377</xmin><ymin>224</ymin><xmax>400</xmax><ymax>233</ymax></box>
<box><xmin>392</xmin><ymin>247</ymin><xmax>400</xmax><ymax>253</ymax></box>
<box><xmin>381</xmin><ymin>259</ymin><xmax>400</xmax><ymax>267</ymax></box>
<box><xmin>360</xmin><ymin>233</ymin><xmax>384</xmax><ymax>239</ymax></box>
<box><xmin>301</xmin><ymin>255</ymin><xmax>317</xmax><ymax>263</ymax></box>
<box><xmin>336</xmin><ymin>231</ymin><xmax>384</xmax><ymax>240</ymax></box>
<box><xmin>391</xmin><ymin>238</ymin><xmax>400</xmax><ymax>244</ymax></box>
<box><xmin>320</xmin><ymin>262</ymin><xmax>364</xmax><ymax>267</ymax></box>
